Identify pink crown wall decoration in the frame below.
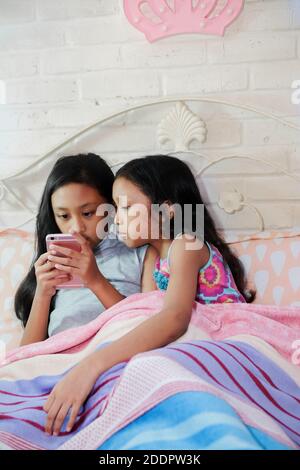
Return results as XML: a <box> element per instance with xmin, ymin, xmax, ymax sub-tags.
<box><xmin>123</xmin><ymin>0</ymin><xmax>244</xmax><ymax>42</ymax></box>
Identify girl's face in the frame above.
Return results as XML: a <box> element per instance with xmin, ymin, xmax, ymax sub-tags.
<box><xmin>113</xmin><ymin>177</ymin><xmax>154</xmax><ymax>248</ymax></box>
<box><xmin>51</xmin><ymin>183</ymin><xmax>108</xmax><ymax>248</ymax></box>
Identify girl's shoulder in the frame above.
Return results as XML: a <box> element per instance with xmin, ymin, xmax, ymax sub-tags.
<box><xmin>94</xmin><ymin>237</ymin><xmax>150</xmax><ymax>281</ymax></box>
<box><xmin>95</xmin><ymin>235</ymin><xmax>139</xmax><ymax>256</ymax></box>
<box><xmin>106</xmin><ymin>237</ymin><xmax>151</xmax><ymax>264</ymax></box>
<box><xmin>167</xmin><ymin>233</ymin><xmax>210</xmax><ymax>272</ymax></box>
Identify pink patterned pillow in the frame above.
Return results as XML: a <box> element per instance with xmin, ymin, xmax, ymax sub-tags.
<box><xmin>1</xmin><ymin>227</ymin><xmax>299</xmax><ymax>355</ymax></box>
<box><xmin>226</xmin><ymin>230</ymin><xmax>300</xmax><ymax>306</ymax></box>
<box><xmin>0</xmin><ymin>229</ymin><xmax>34</xmax><ymax>352</ymax></box>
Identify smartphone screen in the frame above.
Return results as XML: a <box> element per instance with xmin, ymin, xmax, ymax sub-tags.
<box><xmin>46</xmin><ymin>234</ymin><xmax>84</xmax><ymax>288</ymax></box>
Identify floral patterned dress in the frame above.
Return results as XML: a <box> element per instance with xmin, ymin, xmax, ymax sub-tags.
<box><xmin>153</xmin><ymin>239</ymin><xmax>246</xmax><ymax>304</ymax></box>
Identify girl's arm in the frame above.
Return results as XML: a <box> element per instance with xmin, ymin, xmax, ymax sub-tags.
<box><xmin>20</xmin><ymin>294</ymin><xmax>52</xmax><ymax>346</ymax></box>
<box><xmin>88</xmin><ymin>272</ymin><xmax>125</xmax><ymax>309</ymax></box>
<box><xmin>86</xmin><ymin>236</ymin><xmax>207</xmax><ymax>376</ymax></box>
<box><xmin>20</xmin><ymin>252</ymin><xmax>71</xmax><ymax>347</ymax></box>
<box><xmin>84</xmin><ymin>245</ymin><xmax>158</xmax><ymax>308</ymax></box>
<box><xmin>44</xmin><ymin>236</ymin><xmax>208</xmax><ymax>435</ymax></box>
<box><xmin>141</xmin><ymin>245</ymin><xmax>158</xmax><ymax>292</ymax></box>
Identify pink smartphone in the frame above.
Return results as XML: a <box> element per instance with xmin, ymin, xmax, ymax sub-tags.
<box><xmin>46</xmin><ymin>234</ymin><xmax>85</xmax><ymax>289</ymax></box>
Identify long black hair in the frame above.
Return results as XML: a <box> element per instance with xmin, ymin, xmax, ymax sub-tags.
<box><xmin>116</xmin><ymin>154</ymin><xmax>256</xmax><ymax>303</ymax></box>
<box><xmin>15</xmin><ymin>153</ymin><xmax>115</xmax><ymax>327</ymax></box>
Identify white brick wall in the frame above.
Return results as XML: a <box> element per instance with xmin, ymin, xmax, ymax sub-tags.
<box><xmin>0</xmin><ymin>0</ymin><xmax>299</xmax><ymax>231</ymax></box>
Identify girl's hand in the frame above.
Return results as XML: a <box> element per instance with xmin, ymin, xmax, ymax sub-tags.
<box><xmin>47</xmin><ymin>231</ymin><xmax>101</xmax><ymax>289</ymax></box>
<box><xmin>43</xmin><ymin>361</ymin><xmax>99</xmax><ymax>435</ymax></box>
<box><xmin>34</xmin><ymin>252</ymin><xmax>71</xmax><ymax>299</ymax></box>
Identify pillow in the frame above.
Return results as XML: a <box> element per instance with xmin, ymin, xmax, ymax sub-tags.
<box><xmin>225</xmin><ymin>230</ymin><xmax>300</xmax><ymax>306</ymax></box>
<box><xmin>0</xmin><ymin>228</ymin><xmax>34</xmax><ymax>352</ymax></box>
<box><xmin>1</xmin><ymin>227</ymin><xmax>299</xmax><ymax>355</ymax></box>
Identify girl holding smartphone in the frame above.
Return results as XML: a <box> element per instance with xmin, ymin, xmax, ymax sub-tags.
<box><xmin>14</xmin><ymin>153</ymin><xmax>157</xmax><ymax>346</ymax></box>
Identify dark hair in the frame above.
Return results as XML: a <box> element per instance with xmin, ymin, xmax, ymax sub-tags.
<box><xmin>15</xmin><ymin>153</ymin><xmax>115</xmax><ymax>327</ymax></box>
<box><xmin>116</xmin><ymin>154</ymin><xmax>256</xmax><ymax>303</ymax></box>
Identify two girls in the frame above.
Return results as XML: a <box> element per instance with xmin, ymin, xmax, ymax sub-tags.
<box><xmin>14</xmin><ymin>153</ymin><xmax>254</xmax><ymax>436</ymax></box>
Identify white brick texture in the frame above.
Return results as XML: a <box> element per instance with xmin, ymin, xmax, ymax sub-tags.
<box><xmin>0</xmin><ymin>0</ymin><xmax>299</xmax><ymax>230</ymax></box>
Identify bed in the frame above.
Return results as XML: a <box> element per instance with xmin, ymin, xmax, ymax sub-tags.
<box><xmin>0</xmin><ymin>98</ymin><xmax>299</xmax><ymax>450</ymax></box>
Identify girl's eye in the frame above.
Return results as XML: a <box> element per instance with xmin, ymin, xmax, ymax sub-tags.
<box><xmin>83</xmin><ymin>211</ymin><xmax>95</xmax><ymax>217</ymax></box>
<box><xmin>57</xmin><ymin>212</ymin><xmax>95</xmax><ymax>219</ymax></box>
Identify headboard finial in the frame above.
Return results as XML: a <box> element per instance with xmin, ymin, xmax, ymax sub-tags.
<box><xmin>158</xmin><ymin>102</ymin><xmax>207</xmax><ymax>151</ymax></box>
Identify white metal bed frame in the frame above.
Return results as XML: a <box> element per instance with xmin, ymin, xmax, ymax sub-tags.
<box><xmin>1</xmin><ymin>97</ymin><xmax>299</xmax><ymax>234</ymax></box>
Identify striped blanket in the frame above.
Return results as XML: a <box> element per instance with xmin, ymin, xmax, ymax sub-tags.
<box><xmin>0</xmin><ymin>291</ymin><xmax>299</xmax><ymax>450</ymax></box>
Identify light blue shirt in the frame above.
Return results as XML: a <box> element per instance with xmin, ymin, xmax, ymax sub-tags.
<box><xmin>48</xmin><ymin>236</ymin><xmax>148</xmax><ymax>336</ymax></box>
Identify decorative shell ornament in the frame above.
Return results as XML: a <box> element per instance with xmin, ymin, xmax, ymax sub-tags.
<box><xmin>158</xmin><ymin>102</ymin><xmax>207</xmax><ymax>151</ymax></box>
<box><xmin>123</xmin><ymin>0</ymin><xmax>244</xmax><ymax>42</ymax></box>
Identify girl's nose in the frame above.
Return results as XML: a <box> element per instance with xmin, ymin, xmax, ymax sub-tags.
<box><xmin>71</xmin><ymin>219</ymin><xmax>85</xmax><ymax>233</ymax></box>
<box><xmin>114</xmin><ymin>211</ymin><xmax>120</xmax><ymax>225</ymax></box>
